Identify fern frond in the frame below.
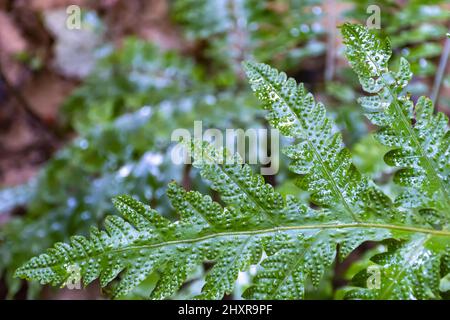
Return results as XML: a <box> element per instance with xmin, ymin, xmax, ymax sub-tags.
<box><xmin>346</xmin><ymin>235</ymin><xmax>448</xmax><ymax>299</ymax></box>
<box><xmin>243</xmin><ymin>61</ymin><xmax>397</xmax><ymax>223</ymax></box>
<box><xmin>345</xmin><ymin>0</ymin><xmax>450</xmax><ymax>77</ymax></box>
<box><xmin>15</xmin><ymin>141</ymin><xmax>450</xmax><ymax>299</ymax></box>
<box><xmin>15</xmin><ymin>140</ymin><xmax>403</xmax><ymax>299</ymax></box>
<box><xmin>342</xmin><ymin>23</ymin><xmax>450</xmax><ymax>217</ymax></box>
<box><xmin>171</xmin><ymin>0</ymin><xmax>325</xmax><ymax>75</ymax></box>
<box><xmin>14</xmin><ymin>24</ymin><xmax>450</xmax><ymax>299</ymax></box>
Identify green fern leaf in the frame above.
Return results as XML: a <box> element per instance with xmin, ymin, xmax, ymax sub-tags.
<box><xmin>243</xmin><ymin>61</ymin><xmax>398</xmax><ymax>223</ymax></box>
<box><xmin>342</xmin><ymin>23</ymin><xmax>450</xmax><ymax>217</ymax></box>
<box><xmin>15</xmin><ymin>141</ymin><xmax>450</xmax><ymax>299</ymax></box>
<box><xmin>14</xmin><ymin>23</ymin><xmax>450</xmax><ymax>300</ymax></box>
<box><xmin>14</xmin><ymin>140</ymin><xmax>395</xmax><ymax>298</ymax></box>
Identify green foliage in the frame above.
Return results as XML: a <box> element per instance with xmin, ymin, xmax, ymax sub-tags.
<box><xmin>345</xmin><ymin>0</ymin><xmax>450</xmax><ymax>77</ymax></box>
<box><xmin>62</xmin><ymin>38</ymin><xmax>204</xmax><ymax>133</ymax></box>
<box><xmin>243</xmin><ymin>61</ymin><xmax>398</xmax><ymax>222</ymax></box>
<box><xmin>342</xmin><ymin>23</ymin><xmax>450</xmax><ymax>219</ymax></box>
<box><xmin>333</xmin><ymin>0</ymin><xmax>450</xmax><ymax>138</ymax></box>
<box><xmin>14</xmin><ymin>24</ymin><xmax>450</xmax><ymax>300</ymax></box>
<box><xmin>346</xmin><ymin>237</ymin><xmax>447</xmax><ymax>299</ymax></box>
<box><xmin>0</xmin><ymin>182</ymin><xmax>36</xmax><ymax>214</ymax></box>
<box><xmin>14</xmin><ymin>142</ymin><xmax>392</xmax><ymax>300</ymax></box>
<box><xmin>0</xmin><ymin>108</ymin><xmax>179</xmax><ymax>297</ymax></box>
<box><xmin>171</xmin><ymin>0</ymin><xmax>325</xmax><ymax>79</ymax></box>
<box><xmin>351</xmin><ymin>135</ymin><xmax>390</xmax><ymax>179</ymax></box>
<box><xmin>61</xmin><ymin>37</ymin><xmax>259</xmax><ymax>134</ymax></box>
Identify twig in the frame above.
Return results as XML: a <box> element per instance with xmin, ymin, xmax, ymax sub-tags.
<box><xmin>430</xmin><ymin>33</ymin><xmax>450</xmax><ymax>106</ymax></box>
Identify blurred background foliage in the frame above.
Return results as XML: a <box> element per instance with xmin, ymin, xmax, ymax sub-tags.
<box><xmin>0</xmin><ymin>0</ymin><xmax>448</xmax><ymax>299</ymax></box>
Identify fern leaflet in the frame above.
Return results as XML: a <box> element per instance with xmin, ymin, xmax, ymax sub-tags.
<box><xmin>342</xmin><ymin>23</ymin><xmax>450</xmax><ymax>218</ymax></box>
